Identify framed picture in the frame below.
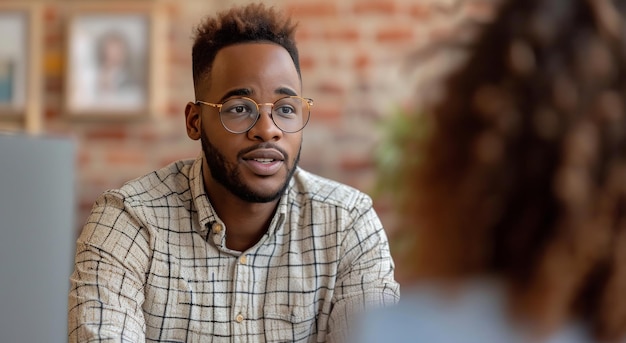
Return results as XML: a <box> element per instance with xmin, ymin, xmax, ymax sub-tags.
<box><xmin>65</xmin><ymin>3</ymin><xmax>155</xmax><ymax>119</ymax></box>
<box><xmin>0</xmin><ymin>3</ymin><xmax>42</xmax><ymax>133</ymax></box>
<box><xmin>0</xmin><ymin>10</ymin><xmax>27</xmax><ymax>114</ymax></box>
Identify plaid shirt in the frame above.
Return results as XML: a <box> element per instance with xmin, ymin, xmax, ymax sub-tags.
<box><xmin>68</xmin><ymin>157</ymin><xmax>399</xmax><ymax>342</ymax></box>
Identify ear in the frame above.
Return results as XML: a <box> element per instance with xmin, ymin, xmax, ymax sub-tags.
<box><xmin>185</xmin><ymin>102</ymin><xmax>201</xmax><ymax>140</ymax></box>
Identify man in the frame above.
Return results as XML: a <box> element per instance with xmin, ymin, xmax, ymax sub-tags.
<box><xmin>68</xmin><ymin>3</ymin><xmax>399</xmax><ymax>342</ymax></box>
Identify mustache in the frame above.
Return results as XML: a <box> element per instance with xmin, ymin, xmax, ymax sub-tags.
<box><xmin>237</xmin><ymin>143</ymin><xmax>289</xmax><ymax>160</ymax></box>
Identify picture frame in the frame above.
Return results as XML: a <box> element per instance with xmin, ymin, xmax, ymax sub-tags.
<box><xmin>0</xmin><ymin>10</ymin><xmax>27</xmax><ymax>115</ymax></box>
<box><xmin>0</xmin><ymin>2</ymin><xmax>43</xmax><ymax>133</ymax></box>
<box><xmin>64</xmin><ymin>3</ymin><xmax>157</xmax><ymax>119</ymax></box>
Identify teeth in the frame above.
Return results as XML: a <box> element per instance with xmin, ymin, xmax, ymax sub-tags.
<box><xmin>254</xmin><ymin>158</ymin><xmax>274</xmax><ymax>163</ymax></box>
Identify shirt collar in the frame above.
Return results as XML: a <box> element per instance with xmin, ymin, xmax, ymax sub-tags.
<box><xmin>189</xmin><ymin>155</ymin><xmax>294</xmax><ymax>239</ymax></box>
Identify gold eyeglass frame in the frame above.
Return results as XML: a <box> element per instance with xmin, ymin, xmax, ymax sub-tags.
<box><xmin>195</xmin><ymin>96</ymin><xmax>314</xmax><ymax>134</ymax></box>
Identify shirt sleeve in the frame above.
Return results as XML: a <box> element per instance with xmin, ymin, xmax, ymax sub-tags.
<box><xmin>326</xmin><ymin>194</ymin><xmax>401</xmax><ymax>343</ymax></box>
<box><xmin>68</xmin><ymin>191</ymin><xmax>151</xmax><ymax>342</ymax></box>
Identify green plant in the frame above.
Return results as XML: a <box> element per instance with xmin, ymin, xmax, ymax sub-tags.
<box><xmin>372</xmin><ymin>106</ymin><xmax>430</xmax><ymax>280</ymax></box>
<box><xmin>373</xmin><ymin>106</ymin><xmax>427</xmax><ymax>205</ymax></box>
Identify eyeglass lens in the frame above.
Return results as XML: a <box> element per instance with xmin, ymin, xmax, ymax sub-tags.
<box><xmin>219</xmin><ymin>97</ymin><xmax>310</xmax><ymax>133</ymax></box>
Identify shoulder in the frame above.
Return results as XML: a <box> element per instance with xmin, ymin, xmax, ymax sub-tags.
<box><xmin>290</xmin><ymin>168</ymin><xmax>373</xmax><ymax>210</ymax></box>
<box><xmin>112</xmin><ymin>159</ymin><xmax>196</xmax><ymax>205</ymax></box>
<box><xmin>90</xmin><ymin>159</ymin><xmax>195</xmax><ymax>216</ymax></box>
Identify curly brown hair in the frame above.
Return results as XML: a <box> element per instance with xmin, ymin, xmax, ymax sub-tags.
<box><xmin>191</xmin><ymin>3</ymin><xmax>300</xmax><ymax>94</ymax></box>
<box><xmin>406</xmin><ymin>0</ymin><xmax>626</xmax><ymax>340</ymax></box>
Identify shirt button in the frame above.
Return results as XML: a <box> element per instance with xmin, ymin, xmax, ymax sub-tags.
<box><xmin>239</xmin><ymin>255</ymin><xmax>247</xmax><ymax>264</ymax></box>
<box><xmin>212</xmin><ymin>223</ymin><xmax>223</xmax><ymax>234</ymax></box>
<box><xmin>236</xmin><ymin>314</ymin><xmax>244</xmax><ymax>323</ymax></box>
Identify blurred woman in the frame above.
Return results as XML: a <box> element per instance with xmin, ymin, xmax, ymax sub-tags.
<box><xmin>358</xmin><ymin>0</ymin><xmax>626</xmax><ymax>342</ymax></box>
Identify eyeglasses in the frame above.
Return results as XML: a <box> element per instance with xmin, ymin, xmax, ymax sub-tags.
<box><xmin>195</xmin><ymin>96</ymin><xmax>313</xmax><ymax>134</ymax></box>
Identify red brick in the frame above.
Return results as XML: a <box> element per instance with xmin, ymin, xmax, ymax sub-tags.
<box><xmin>138</xmin><ymin>129</ymin><xmax>161</xmax><ymax>144</ymax></box>
<box><xmin>45</xmin><ymin>107</ymin><xmax>60</xmax><ymax>120</ymax></box>
<box><xmin>295</xmin><ymin>27</ymin><xmax>315</xmax><ymax>42</ymax></box>
<box><xmin>44</xmin><ymin>26</ymin><xmax>62</xmax><ymax>44</ymax></box>
<box><xmin>373</xmin><ymin>194</ymin><xmax>394</xmax><ymax>213</ymax></box>
<box><xmin>317</xmin><ymin>81</ymin><xmax>346</xmax><ymax>96</ymax></box>
<box><xmin>285</xmin><ymin>3</ymin><xmax>337</xmax><ymax>18</ymax></box>
<box><xmin>45</xmin><ymin>75</ymin><xmax>62</xmax><ymax>92</ymax></box>
<box><xmin>354</xmin><ymin>54</ymin><xmax>371</xmax><ymax>71</ymax></box>
<box><xmin>79</xmin><ymin>199</ymin><xmax>96</xmax><ymax>214</ymax></box>
<box><xmin>339</xmin><ymin>156</ymin><xmax>374</xmax><ymax>171</ymax></box>
<box><xmin>376</xmin><ymin>26</ymin><xmax>414</xmax><ymax>42</ymax></box>
<box><xmin>353</xmin><ymin>1</ymin><xmax>397</xmax><ymax>15</ymax></box>
<box><xmin>77</xmin><ymin>149</ymin><xmax>91</xmax><ymax>168</ymax></box>
<box><xmin>159</xmin><ymin>152</ymin><xmax>199</xmax><ymax>167</ymax></box>
<box><xmin>84</xmin><ymin>127</ymin><xmax>127</xmax><ymax>140</ymax></box>
<box><xmin>323</xmin><ymin>28</ymin><xmax>360</xmax><ymax>42</ymax></box>
<box><xmin>310</xmin><ymin>105</ymin><xmax>341</xmax><ymax>122</ymax></box>
<box><xmin>428</xmin><ymin>25</ymin><xmax>455</xmax><ymax>41</ymax></box>
<box><xmin>299</xmin><ymin>56</ymin><xmax>316</xmax><ymax>71</ymax></box>
<box><xmin>43</xmin><ymin>5</ymin><xmax>57</xmax><ymax>22</ymax></box>
<box><xmin>164</xmin><ymin>2</ymin><xmax>181</xmax><ymax>19</ymax></box>
<box><xmin>464</xmin><ymin>0</ymin><xmax>497</xmax><ymax>22</ymax></box>
<box><xmin>105</xmin><ymin>150</ymin><xmax>147</xmax><ymax>166</ymax></box>
<box><xmin>167</xmin><ymin>102</ymin><xmax>183</xmax><ymax>118</ymax></box>
<box><xmin>169</xmin><ymin>49</ymin><xmax>191</xmax><ymax>65</ymax></box>
<box><xmin>409</xmin><ymin>3</ymin><xmax>432</xmax><ymax>20</ymax></box>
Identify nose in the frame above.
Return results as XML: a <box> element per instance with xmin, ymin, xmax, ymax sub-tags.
<box><xmin>246</xmin><ymin>105</ymin><xmax>282</xmax><ymax>141</ymax></box>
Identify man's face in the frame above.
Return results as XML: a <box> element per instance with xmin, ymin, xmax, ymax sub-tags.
<box><xmin>189</xmin><ymin>43</ymin><xmax>304</xmax><ymax>203</ymax></box>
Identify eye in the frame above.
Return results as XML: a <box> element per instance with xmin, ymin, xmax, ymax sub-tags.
<box><xmin>273</xmin><ymin>98</ymin><xmax>301</xmax><ymax>119</ymax></box>
<box><xmin>222</xmin><ymin>99</ymin><xmax>255</xmax><ymax>116</ymax></box>
<box><xmin>276</xmin><ymin>105</ymin><xmax>296</xmax><ymax>115</ymax></box>
<box><xmin>232</xmin><ymin>105</ymin><xmax>249</xmax><ymax>113</ymax></box>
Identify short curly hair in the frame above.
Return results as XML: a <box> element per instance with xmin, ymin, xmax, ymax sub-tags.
<box><xmin>191</xmin><ymin>3</ymin><xmax>300</xmax><ymax>93</ymax></box>
<box><xmin>406</xmin><ymin>0</ymin><xmax>626</xmax><ymax>340</ymax></box>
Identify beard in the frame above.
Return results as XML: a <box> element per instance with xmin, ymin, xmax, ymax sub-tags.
<box><xmin>200</xmin><ymin>129</ymin><xmax>300</xmax><ymax>203</ymax></box>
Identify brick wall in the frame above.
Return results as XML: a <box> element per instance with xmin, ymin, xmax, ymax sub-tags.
<box><xmin>34</xmin><ymin>0</ymin><xmax>497</xmax><ymax>281</ymax></box>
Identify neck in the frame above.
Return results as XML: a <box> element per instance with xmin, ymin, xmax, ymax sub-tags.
<box><xmin>215</xmin><ymin>193</ymin><xmax>278</xmax><ymax>251</ymax></box>
<box><xmin>203</xmin><ymin>168</ymin><xmax>279</xmax><ymax>252</ymax></box>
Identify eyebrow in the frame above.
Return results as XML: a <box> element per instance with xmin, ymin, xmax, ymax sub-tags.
<box><xmin>276</xmin><ymin>87</ymin><xmax>298</xmax><ymax>97</ymax></box>
<box><xmin>219</xmin><ymin>89</ymin><xmax>252</xmax><ymax>103</ymax></box>
<box><xmin>218</xmin><ymin>87</ymin><xmax>298</xmax><ymax>103</ymax></box>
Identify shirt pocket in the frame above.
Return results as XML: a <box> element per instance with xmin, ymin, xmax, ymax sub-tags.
<box><xmin>263</xmin><ymin>301</ymin><xmax>317</xmax><ymax>342</ymax></box>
